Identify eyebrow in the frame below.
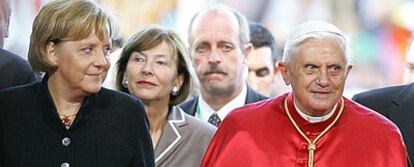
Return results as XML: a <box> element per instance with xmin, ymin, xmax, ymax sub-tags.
<box><xmin>137</xmin><ymin>52</ymin><xmax>168</xmax><ymax>59</ymax></box>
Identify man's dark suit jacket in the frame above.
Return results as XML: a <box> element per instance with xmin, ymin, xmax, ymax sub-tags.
<box><xmin>0</xmin><ymin>48</ymin><xmax>38</xmax><ymax>90</ymax></box>
<box><xmin>179</xmin><ymin>85</ymin><xmax>268</xmax><ymax>116</ymax></box>
<box><xmin>353</xmin><ymin>83</ymin><xmax>414</xmax><ymax>164</ymax></box>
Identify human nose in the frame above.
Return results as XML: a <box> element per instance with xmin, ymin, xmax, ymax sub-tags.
<box><xmin>94</xmin><ymin>50</ymin><xmax>109</xmax><ymax>68</ymax></box>
<box><xmin>208</xmin><ymin>50</ymin><xmax>221</xmax><ymax>65</ymax></box>
<box><xmin>141</xmin><ymin>61</ymin><xmax>154</xmax><ymax>75</ymax></box>
<box><xmin>316</xmin><ymin>70</ymin><xmax>329</xmax><ymax>87</ymax></box>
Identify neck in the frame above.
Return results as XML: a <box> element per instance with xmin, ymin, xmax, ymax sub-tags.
<box><xmin>293</xmin><ymin>98</ymin><xmax>334</xmax><ymax>117</ymax></box>
<box><xmin>143</xmin><ymin>99</ymin><xmax>169</xmax><ymax>148</ymax></box>
<box><xmin>143</xmin><ymin>100</ymin><xmax>169</xmax><ymax>133</ymax></box>
<box><xmin>200</xmin><ymin>84</ymin><xmax>244</xmax><ymax>111</ymax></box>
<box><xmin>48</xmin><ymin>74</ymin><xmax>85</xmax><ymax>115</ymax></box>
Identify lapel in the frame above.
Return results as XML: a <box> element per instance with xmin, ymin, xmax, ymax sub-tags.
<box><xmin>178</xmin><ymin>97</ymin><xmax>198</xmax><ymax>116</ymax></box>
<box><xmin>154</xmin><ymin>106</ymin><xmax>188</xmax><ymax>165</ymax></box>
<box><xmin>388</xmin><ymin>83</ymin><xmax>414</xmax><ymax>127</ymax></box>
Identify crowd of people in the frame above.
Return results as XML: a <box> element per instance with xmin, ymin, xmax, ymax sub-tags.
<box><xmin>0</xmin><ymin>0</ymin><xmax>413</xmax><ymax>166</ymax></box>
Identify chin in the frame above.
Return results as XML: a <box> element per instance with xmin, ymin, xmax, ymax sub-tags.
<box><xmin>83</xmin><ymin>84</ymin><xmax>102</xmax><ymax>94</ymax></box>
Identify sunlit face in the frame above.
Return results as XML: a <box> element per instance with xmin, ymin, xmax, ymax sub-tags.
<box><xmin>124</xmin><ymin>41</ymin><xmax>182</xmax><ymax>104</ymax></box>
<box><xmin>280</xmin><ymin>39</ymin><xmax>352</xmax><ymax>116</ymax></box>
<box><xmin>403</xmin><ymin>42</ymin><xmax>414</xmax><ymax>84</ymax></box>
<box><xmin>190</xmin><ymin>10</ymin><xmax>247</xmax><ymax>96</ymax></box>
<box><xmin>49</xmin><ymin>30</ymin><xmax>111</xmax><ymax>94</ymax></box>
<box><xmin>246</xmin><ymin>46</ymin><xmax>275</xmax><ymax>96</ymax></box>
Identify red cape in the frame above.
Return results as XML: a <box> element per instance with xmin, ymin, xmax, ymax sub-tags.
<box><xmin>201</xmin><ymin>93</ymin><xmax>409</xmax><ymax>167</ymax></box>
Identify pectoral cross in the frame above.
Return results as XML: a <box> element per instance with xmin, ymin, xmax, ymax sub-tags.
<box><xmin>308</xmin><ymin>143</ymin><xmax>316</xmax><ymax>167</ymax></box>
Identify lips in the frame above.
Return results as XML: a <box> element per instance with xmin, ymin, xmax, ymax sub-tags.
<box><xmin>137</xmin><ymin>80</ymin><xmax>157</xmax><ymax>86</ymax></box>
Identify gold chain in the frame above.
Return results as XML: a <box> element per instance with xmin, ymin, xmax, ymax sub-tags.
<box><xmin>284</xmin><ymin>97</ymin><xmax>344</xmax><ymax>167</ymax></box>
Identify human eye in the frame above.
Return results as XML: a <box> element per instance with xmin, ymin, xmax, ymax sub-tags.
<box><xmin>303</xmin><ymin>64</ymin><xmax>319</xmax><ymax>74</ymax></box>
<box><xmin>255</xmin><ymin>67</ymin><xmax>270</xmax><ymax>77</ymax></box>
<box><xmin>304</xmin><ymin>64</ymin><xmax>318</xmax><ymax>70</ymax></box>
<box><xmin>103</xmin><ymin>47</ymin><xmax>111</xmax><ymax>57</ymax></box>
<box><xmin>328</xmin><ymin>64</ymin><xmax>342</xmax><ymax>73</ymax></box>
<box><xmin>195</xmin><ymin>43</ymin><xmax>209</xmax><ymax>53</ymax></box>
<box><xmin>156</xmin><ymin>60</ymin><xmax>168</xmax><ymax>66</ymax></box>
<box><xmin>134</xmin><ymin>54</ymin><xmax>146</xmax><ymax>62</ymax></box>
<box><xmin>221</xmin><ymin>43</ymin><xmax>234</xmax><ymax>52</ymax></box>
<box><xmin>81</xmin><ymin>47</ymin><xmax>94</xmax><ymax>55</ymax></box>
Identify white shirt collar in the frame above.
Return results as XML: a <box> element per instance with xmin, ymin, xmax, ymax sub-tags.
<box><xmin>196</xmin><ymin>83</ymin><xmax>248</xmax><ymax>122</ymax></box>
<box><xmin>294</xmin><ymin>100</ymin><xmax>337</xmax><ymax>123</ymax></box>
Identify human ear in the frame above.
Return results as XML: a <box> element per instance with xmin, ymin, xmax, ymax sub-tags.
<box><xmin>278</xmin><ymin>62</ymin><xmax>291</xmax><ymax>85</ymax></box>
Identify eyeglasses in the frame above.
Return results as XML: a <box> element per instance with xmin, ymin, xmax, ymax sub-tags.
<box><xmin>248</xmin><ymin>67</ymin><xmax>270</xmax><ymax>77</ymax></box>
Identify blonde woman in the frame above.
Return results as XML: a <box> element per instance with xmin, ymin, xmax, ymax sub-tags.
<box><xmin>0</xmin><ymin>0</ymin><xmax>154</xmax><ymax>166</ymax></box>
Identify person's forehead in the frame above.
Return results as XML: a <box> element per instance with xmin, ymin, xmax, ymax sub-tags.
<box><xmin>294</xmin><ymin>39</ymin><xmax>346</xmax><ymax>61</ymax></box>
<box><xmin>192</xmin><ymin>9</ymin><xmax>239</xmax><ymax>34</ymax></box>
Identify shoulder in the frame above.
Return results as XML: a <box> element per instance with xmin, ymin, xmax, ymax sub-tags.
<box><xmin>0</xmin><ymin>81</ymin><xmax>40</xmax><ymax>100</ymax></box>
<box><xmin>352</xmin><ymin>84</ymin><xmax>406</xmax><ymax>102</ymax></box>
<box><xmin>0</xmin><ymin>49</ymin><xmax>32</xmax><ymax>70</ymax></box>
<box><xmin>184</xmin><ymin>113</ymin><xmax>216</xmax><ymax>135</ymax></box>
<box><xmin>246</xmin><ymin>85</ymin><xmax>269</xmax><ymax>103</ymax></box>
<box><xmin>352</xmin><ymin>84</ymin><xmax>410</xmax><ymax>111</ymax></box>
<box><xmin>178</xmin><ymin>97</ymin><xmax>198</xmax><ymax>115</ymax></box>
<box><xmin>232</xmin><ymin>94</ymin><xmax>285</xmax><ymax>117</ymax></box>
<box><xmin>174</xmin><ymin>106</ymin><xmax>216</xmax><ymax>136</ymax></box>
<box><xmin>345</xmin><ymin>98</ymin><xmax>401</xmax><ymax>132</ymax></box>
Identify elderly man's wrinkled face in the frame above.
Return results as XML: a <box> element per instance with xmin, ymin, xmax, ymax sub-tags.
<box><xmin>280</xmin><ymin>39</ymin><xmax>352</xmax><ymax>116</ymax></box>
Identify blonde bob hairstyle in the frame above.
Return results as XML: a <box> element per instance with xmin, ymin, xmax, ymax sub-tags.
<box><xmin>28</xmin><ymin>0</ymin><xmax>119</xmax><ymax>74</ymax></box>
<box><xmin>116</xmin><ymin>25</ymin><xmax>195</xmax><ymax>106</ymax></box>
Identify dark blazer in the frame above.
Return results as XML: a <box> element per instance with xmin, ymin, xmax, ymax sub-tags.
<box><xmin>155</xmin><ymin>106</ymin><xmax>216</xmax><ymax>167</ymax></box>
<box><xmin>179</xmin><ymin>85</ymin><xmax>268</xmax><ymax>116</ymax></box>
<box><xmin>353</xmin><ymin>83</ymin><xmax>414</xmax><ymax>164</ymax></box>
<box><xmin>0</xmin><ymin>48</ymin><xmax>38</xmax><ymax>90</ymax></box>
<box><xmin>0</xmin><ymin>77</ymin><xmax>155</xmax><ymax>167</ymax></box>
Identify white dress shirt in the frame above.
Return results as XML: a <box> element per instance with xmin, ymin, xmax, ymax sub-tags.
<box><xmin>195</xmin><ymin>83</ymin><xmax>248</xmax><ymax>122</ymax></box>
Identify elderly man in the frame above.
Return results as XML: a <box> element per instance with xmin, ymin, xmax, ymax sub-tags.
<box><xmin>246</xmin><ymin>22</ymin><xmax>281</xmax><ymax>97</ymax></box>
<box><xmin>0</xmin><ymin>0</ymin><xmax>37</xmax><ymax>90</ymax></box>
<box><xmin>179</xmin><ymin>5</ymin><xmax>267</xmax><ymax>127</ymax></box>
<box><xmin>200</xmin><ymin>20</ymin><xmax>409</xmax><ymax>167</ymax></box>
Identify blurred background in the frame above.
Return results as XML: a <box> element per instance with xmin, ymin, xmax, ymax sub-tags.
<box><xmin>4</xmin><ymin>0</ymin><xmax>414</xmax><ymax>97</ymax></box>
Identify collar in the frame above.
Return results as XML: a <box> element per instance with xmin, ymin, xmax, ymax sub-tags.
<box><xmin>40</xmin><ymin>74</ymin><xmax>95</xmax><ymax>132</ymax></box>
<box><xmin>196</xmin><ymin>83</ymin><xmax>248</xmax><ymax>122</ymax></box>
<box><xmin>285</xmin><ymin>93</ymin><xmax>343</xmax><ymax>137</ymax></box>
<box><xmin>154</xmin><ymin>106</ymin><xmax>186</xmax><ymax>164</ymax></box>
<box><xmin>294</xmin><ymin>99</ymin><xmax>337</xmax><ymax>123</ymax></box>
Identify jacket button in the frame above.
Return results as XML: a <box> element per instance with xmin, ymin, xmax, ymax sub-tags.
<box><xmin>61</xmin><ymin>162</ymin><xmax>70</xmax><ymax>167</ymax></box>
<box><xmin>62</xmin><ymin>137</ymin><xmax>71</xmax><ymax>146</ymax></box>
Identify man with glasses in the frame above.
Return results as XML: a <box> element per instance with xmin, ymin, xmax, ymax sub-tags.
<box><xmin>246</xmin><ymin>22</ymin><xmax>281</xmax><ymax>96</ymax></box>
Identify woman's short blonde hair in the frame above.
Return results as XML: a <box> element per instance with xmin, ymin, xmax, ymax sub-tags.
<box><xmin>116</xmin><ymin>25</ymin><xmax>195</xmax><ymax>106</ymax></box>
<box><xmin>28</xmin><ymin>0</ymin><xmax>119</xmax><ymax>74</ymax></box>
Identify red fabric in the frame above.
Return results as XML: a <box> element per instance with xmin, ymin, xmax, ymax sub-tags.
<box><xmin>201</xmin><ymin>93</ymin><xmax>409</xmax><ymax>167</ymax></box>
